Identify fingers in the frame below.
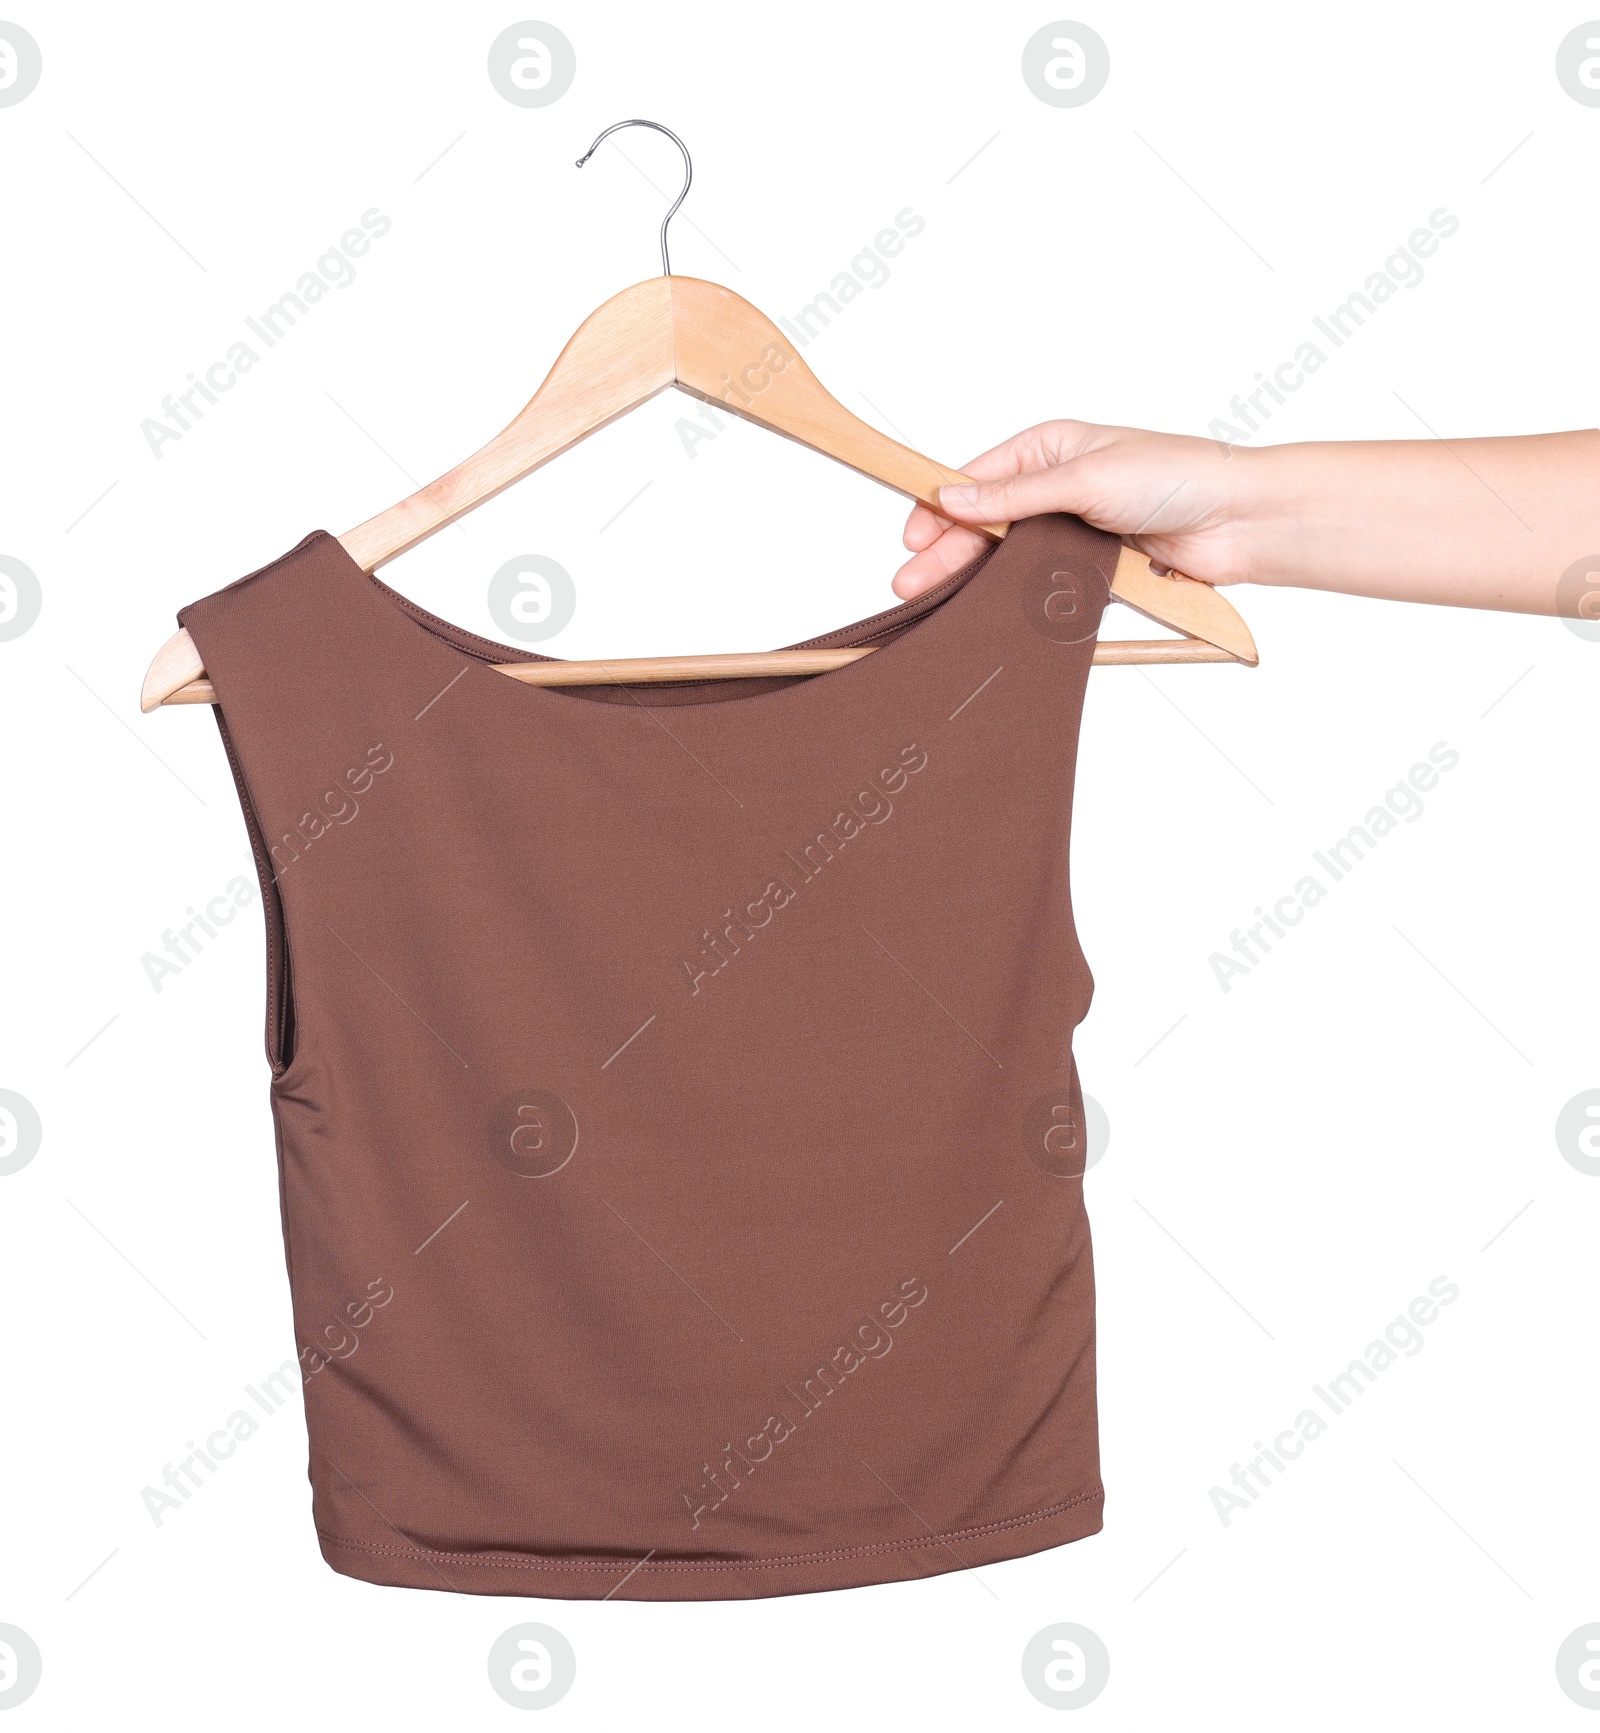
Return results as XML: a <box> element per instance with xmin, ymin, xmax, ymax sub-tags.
<box><xmin>956</xmin><ymin>420</ymin><xmax>1101</xmax><ymax>481</ymax></box>
<box><xmin>899</xmin><ymin>424</ymin><xmax>1108</xmax><ymax>548</ymax></box>
<box><xmin>891</xmin><ymin>524</ymin><xmax>989</xmax><ymax>598</ymax></box>
<box><xmin>896</xmin><ymin>420</ymin><xmax>1244</xmax><ymax>600</ymax></box>
<box><xmin>902</xmin><ymin>501</ymin><xmax>953</xmax><ymax>552</ymax></box>
<box><xmin>1126</xmin><ymin>532</ymin><xmax>1240</xmax><ymax>588</ymax></box>
<box><xmin>900</xmin><ymin>443</ymin><xmax>1033</xmax><ymax>551</ymax></box>
<box><xmin>935</xmin><ymin>462</ymin><xmax>1084</xmax><ymax>527</ymax></box>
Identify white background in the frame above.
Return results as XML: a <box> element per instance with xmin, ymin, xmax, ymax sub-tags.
<box><xmin>2</xmin><ymin>1</ymin><xmax>1597</xmax><ymax>1725</ymax></box>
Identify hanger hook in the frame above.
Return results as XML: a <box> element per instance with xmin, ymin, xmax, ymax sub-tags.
<box><xmin>574</xmin><ymin>119</ymin><xmax>692</xmax><ymax>278</ymax></box>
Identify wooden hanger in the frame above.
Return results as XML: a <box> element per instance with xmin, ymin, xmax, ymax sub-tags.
<box><xmin>141</xmin><ymin>121</ymin><xmax>1256</xmax><ymax>712</ymax></box>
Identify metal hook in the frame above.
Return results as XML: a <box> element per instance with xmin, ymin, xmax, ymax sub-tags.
<box><xmin>574</xmin><ymin>119</ymin><xmax>692</xmax><ymax>278</ymax></box>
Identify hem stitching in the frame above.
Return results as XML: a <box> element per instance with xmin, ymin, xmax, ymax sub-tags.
<box><xmin>316</xmin><ymin>1485</ymin><xmax>1103</xmax><ymax>1577</ymax></box>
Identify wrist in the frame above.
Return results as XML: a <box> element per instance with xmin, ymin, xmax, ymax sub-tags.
<box><xmin>1223</xmin><ymin>441</ymin><xmax>1314</xmax><ymax>588</ymax></box>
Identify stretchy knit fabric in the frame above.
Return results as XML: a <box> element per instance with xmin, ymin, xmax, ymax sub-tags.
<box><xmin>178</xmin><ymin>512</ymin><xmax>1114</xmax><ymax>1600</ymax></box>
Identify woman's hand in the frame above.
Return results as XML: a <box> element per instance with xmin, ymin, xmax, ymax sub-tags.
<box><xmin>894</xmin><ymin>420</ymin><xmax>1254</xmax><ymax>599</ymax></box>
<box><xmin>894</xmin><ymin>420</ymin><xmax>1599</xmax><ymax>616</ymax></box>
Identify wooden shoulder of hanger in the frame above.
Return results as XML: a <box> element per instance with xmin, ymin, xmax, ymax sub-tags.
<box><xmin>140</xmin><ymin>273</ymin><xmax>1257</xmax><ymax>713</ymax></box>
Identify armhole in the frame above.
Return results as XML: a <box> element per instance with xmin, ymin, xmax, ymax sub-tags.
<box><xmin>213</xmin><ymin>709</ymin><xmax>297</xmax><ymax>1076</ymax></box>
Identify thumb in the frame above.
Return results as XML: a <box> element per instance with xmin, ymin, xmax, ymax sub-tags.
<box><xmin>937</xmin><ymin>465</ymin><xmax>1081</xmax><ymax>526</ymax></box>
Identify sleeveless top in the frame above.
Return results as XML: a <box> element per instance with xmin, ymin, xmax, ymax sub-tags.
<box><xmin>178</xmin><ymin>511</ymin><xmax>1113</xmax><ymax>1599</ymax></box>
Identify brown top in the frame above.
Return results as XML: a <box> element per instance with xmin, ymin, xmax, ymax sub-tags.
<box><xmin>178</xmin><ymin>512</ymin><xmax>1113</xmax><ymax>1600</ymax></box>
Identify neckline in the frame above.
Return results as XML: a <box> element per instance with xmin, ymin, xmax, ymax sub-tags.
<box><xmin>332</xmin><ymin>522</ymin><xmax>1036</xmax><ymax>724</ymax></box>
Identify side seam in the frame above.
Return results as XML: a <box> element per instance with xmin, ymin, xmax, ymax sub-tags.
<box><xmin>211</xmin><ymin>707</ymin><xmax>296</xmax><ymax>1075</ymax></box>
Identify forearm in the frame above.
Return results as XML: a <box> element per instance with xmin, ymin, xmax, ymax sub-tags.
<box><xmin>902</xmin><ymin>420</ymin><xmax>1600</xmax><ymax>615</ymax></box>
<box><xmin>1233</xmin><ymin>431</ymin><xmax>1600</xmax><ymax>612</ymax></box>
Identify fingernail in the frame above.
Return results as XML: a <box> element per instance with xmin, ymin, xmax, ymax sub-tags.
<box><xmin>939</xmin><ymin>485</ymin><xmax>977</xmax><ymax>509</ymax></box>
